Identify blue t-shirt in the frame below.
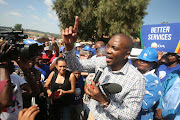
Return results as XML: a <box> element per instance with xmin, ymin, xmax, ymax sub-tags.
<box><xmin>72</xmin><ymin>76</ymin><xmax>85</xmax><ymax>105</ymax></box>
<box><xmin>34</xmin><ymin>64</ymin><xmax>51</xmax><ymax>81</ymax></box>
<box><xmin>157</xmin><ymin>63</ymin><xmax>180</xmax><ymax>82</ymax></box>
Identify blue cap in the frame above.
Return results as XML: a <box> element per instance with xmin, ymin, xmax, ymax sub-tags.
<box><xmin>84</xmin><ymin>45</ymin><xmax>91</xmax><ymax>51</ymax></box>
<box><xmin>137</xmin><ymin>47</ymin><xmax>158</xmax><ymax>62</ymax></box>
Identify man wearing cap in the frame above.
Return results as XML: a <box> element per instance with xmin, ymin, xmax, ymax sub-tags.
<box><xmin>75</xmin><ymin>43</ymin><xmax>81</xmax><ymax>56</ymax></box>
<box><xmin>157</xmin><ymin>53</ymin><xmax>180</xmax><ymax>83</ymax></box>
<box><xmin>88</xmin><ymin>40</ymin><xmax>96</xmax><ymax>56</ymax></box>
<box><xmin>42</xmin><ymin>38</ymin><xmax>59</xmax><ymax>65</ymax></box>
<box><xmin>91</xmin><ymin>41</ymin><xmax>106</xmax><ymax>60</ymax></box>
<box><xmin>128</xmin><ymin>48</ymin><xmax>143</xmax><ymax>67</ymax></box>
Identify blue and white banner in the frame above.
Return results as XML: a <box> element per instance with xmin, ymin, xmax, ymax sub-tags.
<box><xmin>141</xmin><ymin>23</ymin><xmax>180</xmax><ymax>53</ymax></box>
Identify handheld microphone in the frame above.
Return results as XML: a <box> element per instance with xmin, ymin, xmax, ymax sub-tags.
<box><xmin>101</xmin><ymin>83</ymin><xmax>122</xmax><ymax>96</ymax></box>
<box><xmin>93</xmin><ymin>67</ymin><xmax>104</xmax><ymax>83</ymax></box>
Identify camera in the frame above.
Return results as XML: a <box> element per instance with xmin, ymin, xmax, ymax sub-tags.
<box><xmin>0</xmin><ymin>30</ymin><xmax>40</xmax><ymax>61</ymax></box>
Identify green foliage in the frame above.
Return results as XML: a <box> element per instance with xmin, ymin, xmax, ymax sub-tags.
<box><xmin>53</xmin><ymin>0</ymin><xmax>150</xmax><ymax>40</ymax></box>
<box><xmin>161</xmin><ymin>22</ymin><xmax>168</xmax><ymax>24</ymax></box>
<box><xmin>14</xmin><ymin>24</ymin><xmax>22</xmax><ymax>31</ymax></box>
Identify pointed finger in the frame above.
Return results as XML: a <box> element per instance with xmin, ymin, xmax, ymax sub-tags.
<box><xmin>73</xmin><ymin>16</ymin><xmax>79</xmax><ymax>33</ymax></box>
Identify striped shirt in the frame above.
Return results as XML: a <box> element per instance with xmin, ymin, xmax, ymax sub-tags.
<box><xmin>63</xmin><ymin>49</ymin><xmax>145</xmax><ymax>120</ymax></box>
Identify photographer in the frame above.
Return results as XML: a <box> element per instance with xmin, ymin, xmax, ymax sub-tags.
<box><xmin>0</xmin><ymin>31</ymin><xmax>40</xmax><ymax>109</ymax></box>
<box><xmin>14</xmin><ymin>57</ymin><xmax>41</xmax><ymax>108</ymax></box>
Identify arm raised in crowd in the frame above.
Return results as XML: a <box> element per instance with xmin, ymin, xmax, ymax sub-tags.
<box><xmin>51</xmin><ymin>37</ymin><xmax>59</xmax><ymax>57</ymax></box>
<box><xmin>62</xmin><ymin>16</ymin><xmax>79</xmax><ymax>51</ymax></box>
<box><xmin>62</xmin><ymin>16</ymin><xmax>106</xmax><ymax>72</ymax></box>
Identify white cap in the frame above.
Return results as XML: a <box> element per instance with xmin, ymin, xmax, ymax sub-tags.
<box><xmin>75</xmin><ymin>43</ymin><xmax>81</xmax><ymax>47</ymax></box>
<box><xmin>128</xmin><ymin>48</ymin><xmax>143</xmax><ymax>59</ymax></box>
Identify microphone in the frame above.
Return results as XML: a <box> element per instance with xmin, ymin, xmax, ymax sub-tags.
<box><xmin>93</xmin><ymin>67</ymin><xmax>104</xmax><ymax>83</ymax></box>
<box><xmin>101</xmin><ymin>83</ymin><xmax>122</xmax><ymax>96</ymax></box>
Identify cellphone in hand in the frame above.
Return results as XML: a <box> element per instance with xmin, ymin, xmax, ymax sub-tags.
<box><xmin>51</xmin><ymin>91</ymin><xmax>60</xmax><ymax>100</ymax></box>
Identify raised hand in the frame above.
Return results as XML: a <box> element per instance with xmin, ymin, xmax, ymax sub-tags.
<box><xmin>62</xmin><ymin>16</ymin><xmax>79</xmax><ymax>51</ymax></box>
<box><xmin>51</xmin><ymin>37</ymin><xmax>56</xmax><ymax>45</ymax></box>
<box><xmin>0</xmin><ymin>41</ymin><xmax>12</xmax><ymax>62</ymax></box>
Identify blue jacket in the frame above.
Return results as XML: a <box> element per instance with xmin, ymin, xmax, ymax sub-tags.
<box><xmin>137</xmin><ymin>70</ymin><xmax>163</xmax><ymax>120</ymax></box>
<box><xmin>157</xmin><ymin>70</ymin><xmax>180</xmax><ymax>119</ymax></box>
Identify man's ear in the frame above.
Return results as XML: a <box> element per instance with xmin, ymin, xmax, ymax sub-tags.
<box><xmin>124</xmin><ymin>51</ymin><xmax>131</xmax><ymax>59</ymax></box>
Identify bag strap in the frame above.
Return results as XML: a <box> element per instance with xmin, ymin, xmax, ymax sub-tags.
<box><xmin>50</xmin><ymin>68</ymin><xmax>59</xmax><ymax>92</ymax></box>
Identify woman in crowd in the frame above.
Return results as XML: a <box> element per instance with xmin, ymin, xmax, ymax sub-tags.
<box><xmin>136</xmin><ymin>47</ymin><xmax>163</xmax><ymax>120</ymax></box>
<box><xmin>44</xmin><ymin>57</ymin><xmax>76</xmax><ymax>120</ymax></box>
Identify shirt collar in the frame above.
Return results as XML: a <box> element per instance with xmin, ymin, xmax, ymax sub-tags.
<box><xmin>144</xmin><ymin>69</ymin><xmax>155</xmax><ymax>76</ymax></box>
<box><xmin>108</xmin><ymin>62</ymin><xmax>130</xmax><ymax>75</ymax></box>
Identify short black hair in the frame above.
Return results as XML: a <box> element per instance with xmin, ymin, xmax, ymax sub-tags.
<box><xmin>56</xmin><ymin>57</ymin><xmax>66</xmax><ymax>64</ymax></box>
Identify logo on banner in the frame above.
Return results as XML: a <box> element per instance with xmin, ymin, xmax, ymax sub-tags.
<box><xmin>151</xmin><ymin>42</ymin><xmax>165</xmax><ymax>49</ymax></box>
<box><xmin>151</xmin><ymin>42</ymin><xmax>158</xmax><ymax>48</ymax></box>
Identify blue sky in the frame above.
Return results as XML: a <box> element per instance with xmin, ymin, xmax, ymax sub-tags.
<box><xmin>143</xmin><ymin>0</ymin><xmax>180</xmax><ymax>25</ymax></box>
<box><xmin>0</xmin><ymin>0</ymin><xmax>180</xmax><ymax>34</ymax></box>
<box><xmin>0</xmin><ymin>0</ymin><xmax>60</xmax><ymax>34</ymax></box>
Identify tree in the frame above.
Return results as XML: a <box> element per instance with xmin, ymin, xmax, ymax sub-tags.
<box><xmin>14</xmin><ymin>24</ymin><xmax>22</xmax><ymax>31</ymax></box>
<box><xmin>53</xmin><ymin>0</ymin><xmax>150</xmax><ymax>40</ymax></box>
<box><xmin>161</xmin><ymin>22</ymin><xmax>168</xmax><ymax>24</ymax></box>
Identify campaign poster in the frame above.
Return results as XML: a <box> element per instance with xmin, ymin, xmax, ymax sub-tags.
<box><xmin>141</xmin><ymin>23</ymin><xmax>180</xmax><ymax>53</ymax></box>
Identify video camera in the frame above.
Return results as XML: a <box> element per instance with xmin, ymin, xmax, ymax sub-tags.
<box><xmin>0</xmin><ymin>30</ymin><xmax>40</xmax><ymax>61</ymax></box>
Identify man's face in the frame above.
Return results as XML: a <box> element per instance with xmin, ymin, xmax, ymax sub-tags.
<box><xmin>45</xmin><ymin>50</ymin><xmax>53</xmax><ymax>58</ymax></box>
<box><xmin>106</xmin><ymin>36</ymin><xmax>130</xmax><ymax>70</ymax></box>
<box><xmin>76</xmin><ymin>46</ymin><xmax>81</xmax><ymax>51</ymax></box>
<box><xmin>95</xmin><ymin>44</ymin><xmax>102</xmax><ymax>53</ymax></box>
<box><xmin>45</xmin><ymin>41</ymin><xmax>49</xmax><ymax>46</ymax></box>
<box><xmin>167</xmin><ymin>53</ymin><xmax>178</xmax><ymax>63</ymax></box>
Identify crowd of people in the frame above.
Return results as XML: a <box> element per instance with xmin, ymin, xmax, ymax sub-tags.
<box><xmin>0</xmin><ymin>16</ymin><xmax>180</xmax><ymax>120</ymax></box>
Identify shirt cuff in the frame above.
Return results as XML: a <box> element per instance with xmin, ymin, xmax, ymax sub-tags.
<box><xmin>161</xmin><ymin>109</ymin><xmax>176</xmax><ymax>118</ymax></box>
<box><xmin>104</xmin><ymin>100</ymin><xmax>118</xmax><ymax>113</ymax></box>
<box><xmin>161</xmin><ymin>109</ymin><xmax>168</xmax><ymax>118</ymax></box>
